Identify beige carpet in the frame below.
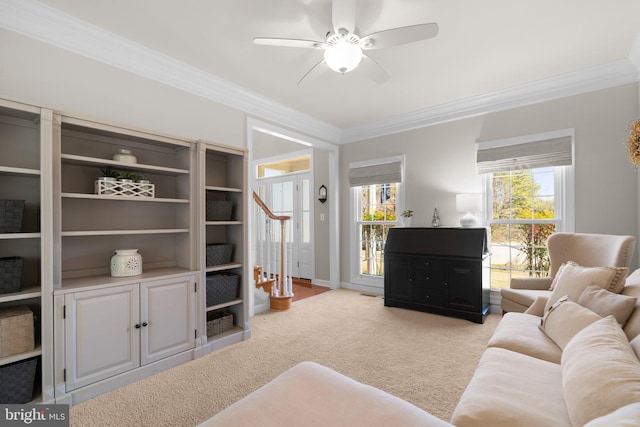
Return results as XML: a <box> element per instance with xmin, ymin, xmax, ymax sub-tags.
<box><xmin>70</xmin><ymin>289</ymin><xmax>500</xmax><ymax>426</ymax></box>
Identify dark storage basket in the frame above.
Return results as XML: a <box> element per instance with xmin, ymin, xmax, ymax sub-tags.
<box><xmin>206</xmin><ymin>273</ymin><xmax>240</xmax><ymax>306</ymax></box>
<box><xmin>206</xmin><ymin>200</ymin><xmax>233</xmax><ymax>221</ymax></box>
<box><xmin>206</xmin><ymin>311</ymin><xmax>234</xmax><ymax>337</ymax></box>
<box><xmin>0</xmin><ymin>200</ymin><xmax>25</xmax><ymax>233</ymax></box>
<box><xmin>0</xmin><ymin>356</ymin><xmax>37</xmax><ymax>404</ymax></box>
<box><xmin>0</xmin><ymin>256</ymin><xmax>23</xmax><ymax>294</ymax></box>
<box><xmin>206</xmin><ymin>244</ymin><xmax>233</xmax><ymax>266</ymax></box>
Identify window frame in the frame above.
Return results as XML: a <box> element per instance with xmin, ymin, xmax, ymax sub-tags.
<box><xmin>480</xmin><ymin>129</ymin><xmax>575</xmax><ymax>290</ymax></box>
<box><xmin>349</xmin><ymin>155</ymin><xmax>405</xmax><ymax>291</ymax></box>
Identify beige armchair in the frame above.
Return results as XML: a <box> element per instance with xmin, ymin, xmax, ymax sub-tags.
<box><xmin>500</xmin><ymin>232</ymin><xmax>637</xmax><ymax>313</ymax></box>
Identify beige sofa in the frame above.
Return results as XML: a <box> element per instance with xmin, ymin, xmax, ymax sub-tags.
<box><xmin>201</xmin><ymin>265</ymin><xmax>640</xmax><ymax>426</ymax></box>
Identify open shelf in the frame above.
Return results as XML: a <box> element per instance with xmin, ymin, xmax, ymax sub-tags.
<box><xmin>58</xmin><ymin>266</ymin><xmax>196</xmax><ymax>293</ymax></box>
<box><xmin>61</xmin><ymin>153</ymin><xmax>189</xmax><ymax>176</ymax></box>
<box><xmin>0</xmin><ymin>233</ymin><xmax>41</xmax><ymax>240</ymax></box>
<box><xmin>0</xmin><ymin>346</ymin><xmax>42</xmax><ymax>367</ymax></box>
<box><xmin>62</xmin><ymin>192</ymin><xmax>189</xmax><ymax>204</ymax></box>
<box><xmin>206</xmin><ymin>326</ymin><xmax>243</xmax><ymax>341</ymax></box>
<box><xmin>61</xmin><ymin>229</ymin><xmax>189</xmax><ymax>237</ymax></box>
<box><xmin>0</xmin><ymin>165</ymin><xmax>40</xmax><ymax>176</ymax></box>
<box><xmin>206</xmin><ymin>185</ymin><xmax>242</xmax><ymax>193</ymax></box>
<box><xmin>0</xmin><ymin>286</ymin><xmax>41</xmax><ymax>304</ymax></box>
<box><xmin>205</xmin><ymin>221</ymin><xmax>242</xmax><ymax>226</ymax></box>
<box><xmin>205</xmin><ymin>263</ymin><xmax>243</xmax><ymax>273</ymax></box>
<box><xmin>206</xmin><ymin>298</ymin><xmax>243</xmax><ymax>312</ymax></box>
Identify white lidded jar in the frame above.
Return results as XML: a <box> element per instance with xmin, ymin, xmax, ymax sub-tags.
<box><xmin>113</xmin><ymin>148</ymin><xmax>137</xmax><ymax>164</ymax></box>
<box><xmin>110</xmin><ymin>249</ymin><xmax>142</xmax><ymax>277</ymax></box>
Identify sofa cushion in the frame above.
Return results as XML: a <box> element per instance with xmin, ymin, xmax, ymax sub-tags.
<box><xmin>578</xmin><ymin>284</ymin><xmax>637</xmax><ymax>326</ymax></box>
<box><xmin>562</xmin><ymin>316</ymin><xmax>640</xmax><ymax>426</ymax></box>
<box><xmin>545</xmin><ymin>261</ymin><xmax>628</xmax><ymax>312</ymax></box>
<box><xmin>198</xmin><ymin>361</ymin><xmax>452</xmax><ymax>427</ymax></box>
<box><xmin>451</xmin><ymin>347</ymin><xmax>569</xmax><ymax>427</ymax></box>
<box><xmin>621</xmin><ymin>271</ymin><xmax>640</xmax><ymax>341</ymax></box>
<box><xmin>584</xmin><ymin>402</ymin><xmax>640</xmax><ymax>427</ymax></box>
<box><xmin>487</xmin><ymin>312</ymin><xmax>562</xmax><ymax>363</ymax></box>
<box><xmin>539</xmin><ymin>296</ymin><xmax>602</xmax><ymax>350</ymax></box>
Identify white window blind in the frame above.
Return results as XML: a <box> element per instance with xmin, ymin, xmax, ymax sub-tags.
<box><xmin>348</xmin><ymin>161</ymin><xmax>402</xmax><ymax>187</ymax></box>
<box><xmin>476</xmin><ymin>136</ymin><xmax>573</xmax><ymax>174</ymax></box>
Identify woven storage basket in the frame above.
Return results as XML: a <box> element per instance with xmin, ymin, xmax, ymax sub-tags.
<box><xmin>0</xmin><ymin>256</ymin><xmax>23</xmax><ymax>294</ymax></box>
<box><xmin>0</xmin><ymin>356</ymin><xmax>37</xmax><ymax>404</ymax></box>
<box><xmin>206</xmin><ymin>244</ymin><xmax>233</xmax><ymax>266</ymax></box>
<box><xmin>206</xmin><ymin>312</ymin><xmax>234</xmax><ymax>337</ymax></box>
<box><xmin>0</xmin><ymin>200</ymin><xmax>25</xmax><ymax>233</ymax></box>
<box><xmin>206</xmin><ymin>273</ymin><xmax>240</xmax><ymax>306</ymax></box>
<box><xmin>206</xmin><ymin>200</ymin><xmax>233</xmax><ymax>221</ymax></box>
<box><xmin>0</xmin><ymin>306</ymin><xmax>34</xmax><ymax>358</ymax></box>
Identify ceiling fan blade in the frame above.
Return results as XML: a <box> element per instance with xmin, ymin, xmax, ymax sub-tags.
<box><xmin>253</xmin><ymin>37</ymin><xmax>324</xmax><ymax>49</ymax></box>
<box><xmin>297</xmin><ymin>60</ymin><xmax>329</xmax><ymax>85</ymax></box>
<box><xmin>359</xmin><ymin>54</ymin><xmax>390</xmax><ymax>84</ymax></box>
<box><xmin>332</xmin><ymin>0</ymin><xmax>356</xmax><ymax>34</ymax></box>
<box><xmin>360</xmin><ymin>23</ymin><xmax>439</xmax><ymax>50</ymax></box>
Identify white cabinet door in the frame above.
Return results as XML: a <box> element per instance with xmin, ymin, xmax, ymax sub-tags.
<box><xmin>140</xmin><ymin>276</ymin><xmax>195</xmax><ymax>365</ymax></box>
<box><xmin>64</xmin><ymin>285</ymin><xmax>140</xmax><ymax>391</ymax></box>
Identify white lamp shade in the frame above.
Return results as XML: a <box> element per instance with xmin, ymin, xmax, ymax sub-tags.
<box><xmin>324</xmin><ymin>41</ymin><xmax>362</xmax><ymax>73</ymax></box>
<box><xmin>456</xmin><ymin>193</ymin><xmax>482</xmax><ymax>213</ymax></box>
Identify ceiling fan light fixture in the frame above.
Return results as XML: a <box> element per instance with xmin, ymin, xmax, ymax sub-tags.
<box><xmin>324</xmin><ymin>39</ymin><xmax>362</xmax><ymax>73</ymax></box>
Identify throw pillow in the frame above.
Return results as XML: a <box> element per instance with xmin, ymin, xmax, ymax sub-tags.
<box><xmin>539</xmin><ymin>296</ymin><xmax>602</xmax><ymax>350</ymax></box>
<box><xmin>584</xmin><ymin>402</ymin><xmax>640</xmax><ymax>427</ymax></box>
<box><xmin>562</xmin><ymin>316</ymin><xmax>640</xmax><ymax>426</ymax></box>
<box><xmin>544</xmin><ymin>261</ymin><xmax>629</xmax><ymax>313</ymax></box>
<box><xmin>578</xmin><ymin>284</ymin><xmax>638</xmax><ymax>327</ymax></box>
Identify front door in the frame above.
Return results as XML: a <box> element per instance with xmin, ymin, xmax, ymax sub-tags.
<box><xmin>257</xmin><ymin>173</ymin><xmax>312</xmax><ymax>280</ymax></box>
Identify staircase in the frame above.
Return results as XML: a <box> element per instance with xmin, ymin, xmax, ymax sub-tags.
<box><xmin>253</xmin><ymin>191</ymin><xmax>294</xmax><ymax>311</ymax></box>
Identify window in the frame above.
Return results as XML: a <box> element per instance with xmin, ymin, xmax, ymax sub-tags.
<box><xmin>349</xmin><ymin>157</ymin><xmax>404</xmax><ymax>287</ymax></box>
<box><xmin>358</xmin><ymin>183</ymin><xmax>397</xmax><ymax>276</ymax></box>
<box><xmin>477</xmin><ymin>130</ymin><xmax>574</xmax><ymax>290</ymax></box>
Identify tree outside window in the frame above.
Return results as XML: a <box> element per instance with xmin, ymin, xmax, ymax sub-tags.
<box><xmin>358</xmin><ymin>183</ymin><xmax>397</xmax><ymax>276</ymax></box>
<box><xmin>489</xmin><ymin>167</ymin><xmax>557</xmax><ymax>289</ymax></box>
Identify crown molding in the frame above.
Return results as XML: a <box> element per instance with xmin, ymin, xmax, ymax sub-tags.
<box><xmin>341</xmin><ymin>57</ymin><xmax>640</xmax><ymax>143</ymax></box>
<box><xmin>1</xmin><ymin>0</ymin><xmax>639</xmax><ymax>146</ymax></box>
<box><xmin>0</xmin><ymin>0</ymin><xmax>342</xmax><ymax>143</ymax></box>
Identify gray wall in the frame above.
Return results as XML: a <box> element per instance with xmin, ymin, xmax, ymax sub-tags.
<box><xmin>2</xmin><ymin>29</ymin><xmax>638</xmax><ymax>286</ymax></box>
<box><xmin>0</xmin><ymin>29</ymin><xmax>247</xmax><ymax>148</ymax></box>
<box><xmin>340</xmin><ymin>84</ymin><xmax>640</xmax><ymax>282</ymax></box>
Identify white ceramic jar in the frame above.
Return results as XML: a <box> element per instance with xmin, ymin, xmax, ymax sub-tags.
<box><xmin>113</xmin><ymin>148</ymin><xmax>137</xmax><ymax>164</ymax></box>
<box><xmin>110</xmin><ymin>249</ymin><xmax>142</xmax><ymax>277</ymax></box>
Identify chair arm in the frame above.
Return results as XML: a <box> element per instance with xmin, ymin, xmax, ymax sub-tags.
<box><xmin>509</xmin><ymin>276</ymin><xmax>552</xmax><ymax>290</ymax></box>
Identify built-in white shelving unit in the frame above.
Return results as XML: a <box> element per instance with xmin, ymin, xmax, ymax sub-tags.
<box><xmin>0</xmin><ymin>99</ymin><xmax>54</xmax><ymax>404</ymax></box>
<box><xmin>0</xmin><ymin>97</ymin><xmax>251</xmax><ymax>406</ymax></box>
<box><xmin>197</xmin><ymin>141</ymin><xmax>250</xmax><ymax>354</ymax></box>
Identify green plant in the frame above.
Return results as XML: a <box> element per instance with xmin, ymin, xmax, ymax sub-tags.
<box><xmin>401</xmin><ymin>209</ymin><xmax>414</xmax><ymax>218</ymax></box>
<box><xmin>117</xmin><ymin>170</ymin><xmax>136</xmax><ymax>180</ymax></box>
<box><xmin>99</xmin><ymin>167</ymin><xmax>119</xmax><ymax>178</ymax></box>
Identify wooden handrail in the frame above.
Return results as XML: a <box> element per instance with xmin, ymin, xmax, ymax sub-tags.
<box><xmin>253</xmin><ymin>191</ymin><xmax>291</xmax><ymax>221</ymax></box>
<box><xmin>253</xmin><ymin>191</ymin><xmax>293</xmax><ymax>310</ymax></box>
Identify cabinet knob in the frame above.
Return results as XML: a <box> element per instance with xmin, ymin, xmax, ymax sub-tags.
<box><xmin>444</xmin><ymin>282</ymin><xmax>448</xmax><ymax>286</ymax></box>
<box><xmin>135</xmin><ymin>324</ymin><xmax>141</xmax><ymax>329</ymax></box>
<box><xmin>425</xmin><ymin>276</ymin><xmax>430</xmax><ymax>281</ymax></box>
<box><xmin>142</xmin><ymin>322</ymin><xmax>148</xmax><ymax>327</ymax></box>
<box><xmin>425</xmin><ymin>262</ymin><xmax>430</xmax><ymax>267</ymax></box>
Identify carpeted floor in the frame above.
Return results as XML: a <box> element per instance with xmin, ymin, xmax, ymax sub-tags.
<box><xmin>70</xmin><ymin>289</ymin><xmax>500</xmax><ymax>426</ymax></box>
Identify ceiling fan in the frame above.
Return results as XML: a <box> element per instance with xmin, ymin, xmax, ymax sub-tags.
<box><xmin>253</xmin><ymin>0</ymin><xmax>439</xmax><ymax>84</ymax></box>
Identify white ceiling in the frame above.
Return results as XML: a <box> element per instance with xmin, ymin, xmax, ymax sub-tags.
<box><xmin>4</xmin><ymin>0</ymin><xmax>640</xmax><ymax>143</ymax></box>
